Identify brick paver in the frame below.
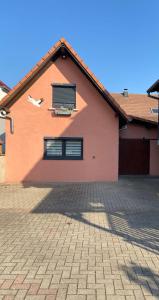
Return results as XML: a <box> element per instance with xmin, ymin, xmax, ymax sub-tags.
<box><xmin>0</xmin><ymin>177</ymin><xmax>158</xmax><ymax>299</ymax></box>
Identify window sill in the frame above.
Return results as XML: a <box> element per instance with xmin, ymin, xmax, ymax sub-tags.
<box><xmin>43</xmin><ymin>157</ymin><xmax>83</xmax><ymax>160</ymax></box>
<box><xmin>48</xmin><ymin>108</ymin><xmax>79</xmax><ymax>112</ymax></box>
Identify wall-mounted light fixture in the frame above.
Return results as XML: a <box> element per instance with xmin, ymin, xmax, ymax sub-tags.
<box><xmin>0</xmin><ymin>109</ymin><xmax>14</xmax><ymax>134</ymax></box>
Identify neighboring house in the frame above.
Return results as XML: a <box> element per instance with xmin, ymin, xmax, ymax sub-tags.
<box><xmin>112</xmin><ymin>90</ymin><xmax>159</xmax><ymax>176</ymax></box>
<box><xmin>0</xmin><ymin>38</ymin><xmax>158</xmax><ymax>183</ymax></box>
<box><xmin>0</xmin><ymin>81</ymin><xmax>10</xmax><ymax>99</ymax></box>
<box><xmin>0</xmin><ymin>81</ymin><xmax>10</xmax><ymax>154</ymax></box>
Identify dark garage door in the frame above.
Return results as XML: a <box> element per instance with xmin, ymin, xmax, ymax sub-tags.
<box><xmin>119</xmin><ymin>139</ymin><xmax>150</xmax><ymax>175</ymax></box>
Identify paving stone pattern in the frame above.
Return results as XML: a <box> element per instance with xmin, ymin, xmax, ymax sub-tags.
<box><xmin>0</xmin><ymin>177</ymin><xmax>159</xmax><ymax>299</ymax></box>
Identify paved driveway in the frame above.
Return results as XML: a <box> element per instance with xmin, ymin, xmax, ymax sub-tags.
<box><xmin>0</xmin><ymin>177</ymin><xmax>159</xmax><ymax>299</ymax></box>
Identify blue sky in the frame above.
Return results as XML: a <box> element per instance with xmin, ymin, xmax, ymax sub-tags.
<box><xmin>0</xmin><ymin>0</ymin><xmax>159</xmax><ymax>93</ymax></box>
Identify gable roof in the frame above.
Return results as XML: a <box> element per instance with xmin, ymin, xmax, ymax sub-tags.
<box><xmin>111</xmin><ymin>93</ymin><xmax>158</xmax><ymax>125</ymax></box>
<box><xmin>0</xmin><ymin>38</ymin><xmax>127</xmax><ymax>123</ymax></box>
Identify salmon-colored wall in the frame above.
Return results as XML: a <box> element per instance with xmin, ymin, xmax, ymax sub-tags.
<box><xmin>6</xmin><ymin>57</ymin><xmax>119</xmax><ymax>183</ymax></box>
<box><xmin>120</xmin><ymin>123</ymin><xmax>159</xmax><ymax>175</ymax></box>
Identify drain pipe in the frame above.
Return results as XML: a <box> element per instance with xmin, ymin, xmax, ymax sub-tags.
<box><xmin>0</xmin><ymin>109</ymin><xmax>14</xmax><ymax>134</ymax></box>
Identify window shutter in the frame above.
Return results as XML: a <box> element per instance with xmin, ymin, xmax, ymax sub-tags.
<box><xmin>53</xmin><ymin>85</ymin><xmax>76</xmax><ymax>108</ymax></box>
<box><xmin>44</xmin><ymin>138</ymin><xmax>83</xmax><ymax>160</ymax></box>
<box><xmin>65</xmin><ymin>140</ymin><xmax>82</xmax><ymax>157</ymax></box>
<box><xmin>45</xmin><ymin>140</ymin><xmax>62</xmax><ymax>157</ymax></box>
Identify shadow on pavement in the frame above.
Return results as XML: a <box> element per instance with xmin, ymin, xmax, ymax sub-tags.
<box><xmin>25</xmin><ymin>179</ymin><xmax>159</xmax><ymax>255</ymax></box>
<box><xmin>121</xmin><ymin>262</ymin><xmax>159</xmax><ymax>296</ymax></box>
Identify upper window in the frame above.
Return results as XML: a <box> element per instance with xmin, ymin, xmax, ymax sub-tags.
<box><xmin>151</xmin><ymin>108</ymin><xmax>159</xmax><ymax>114</ymax></box>
<box><xmin>52</xmin><ymin>84</ymin><xmax>76</xmax><ymax>109</ymax></box>
<box><xmin>44</xmin><ymin>137</ymin><xmax>83</xmax><ymax>160</ymax></box>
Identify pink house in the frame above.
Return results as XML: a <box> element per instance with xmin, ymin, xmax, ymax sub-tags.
<box><xmin>0</xmin><ymin>38</ymin><xmax>128</xmax><ymax>183</ymax></box>
<box><xmin>0</xmin><ymin>38</ymin><xmax>159</xmax><ymax>183</ymax></box>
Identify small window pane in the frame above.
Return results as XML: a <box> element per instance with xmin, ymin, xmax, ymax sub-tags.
<box><xmin>151</xmin><ymin>108</ymin><xmax>159</xmax><ymax>114</ymax></box>
<box><xmin>46</xmin><ymin>140</ymin><xmax>62</xmax><ymax>156</ymax></box>
<box><xmin>66</xmin><ymin>140</ymin><xmax>82</xmax><ymax>157</ymax></box>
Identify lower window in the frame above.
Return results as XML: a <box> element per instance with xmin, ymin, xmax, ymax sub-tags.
<box><xmin>44</xmin><ymin>137</ymin><xmax>83</xmax><ymax>160</ymax></box>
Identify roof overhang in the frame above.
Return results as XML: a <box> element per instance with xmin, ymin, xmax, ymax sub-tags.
<box><xmin>0</xmin><ymin>38</ymin><xmax>128</xmax><ymax>126</ymax></box>
<box><xmin>129</xmin><ymin>115</ymin><xmax>157</xmax><ymax>127</ymax></box>
<box><xmin>147</xmin><ymin>80</ymin><xmax>159</xmax><ymax>94</ymax></box>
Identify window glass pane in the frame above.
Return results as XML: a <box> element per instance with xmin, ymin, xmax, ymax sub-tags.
<box><xmin>44</xmin><ymin>138</ymin><xmax>83</xmax><ymax>160</ymax></box>
<box><xmin>151</xmin><ymin>108</ymin><xmax>159</xmax><ymax>114</ymax></box>
<box><xmin>66</xmin><ymin>140</ymin><xmax>82</xmax><ymax>157</ymax></box>
<box><xmin>53</xmin><ymin>85</ymin><xmax>76</xmax><ymax>108</ymax></box>
<box><xmin>46</xmin><ymin>140</ymin><xmax>62</xmax><ymax>156</ymax></box>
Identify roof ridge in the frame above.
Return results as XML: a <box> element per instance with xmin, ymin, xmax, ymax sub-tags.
<box><xmin>0</xmin><ymin>39</ymin><xmax>63</xmax><ymax>106</ymax></box>
<box><xmin>0</xmin><ymin>38</ymin><xmax>127</xmax><ymax>121</ymax></box>
<box><xmin>111</xmin><ymin>92</ymin><xmax>149</xmax><ymax>96</ymax></box>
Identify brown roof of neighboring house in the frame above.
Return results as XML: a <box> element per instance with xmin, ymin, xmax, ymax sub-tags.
<box><xmin>111</xmin><ymin>93</ymin><xmax>158</xmax><ymax>125</ymax></box>
<box><xmin>0</xmin><ymin>80</ymin><xmax>10</xmax><ymax>91</ymax></box>
<box><xmin>0</xmin><ymin>38</ymin><xmax>127</xmax><ymax>122</ymax></box>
